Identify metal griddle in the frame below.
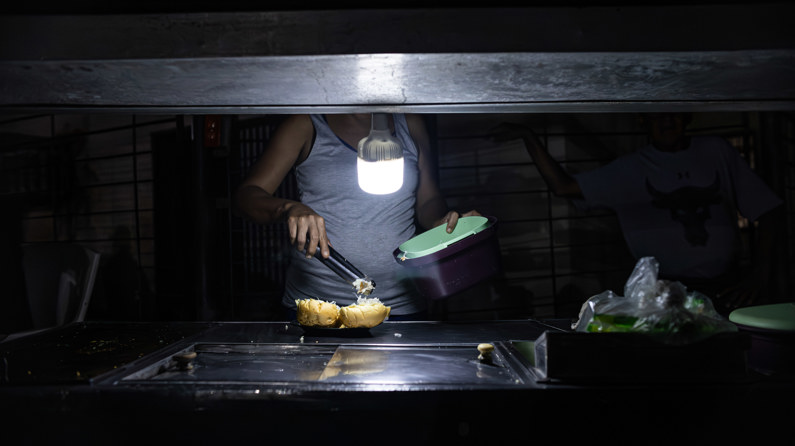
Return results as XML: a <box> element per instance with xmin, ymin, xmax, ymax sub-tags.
<box><xmin>0</xmin><ymin>320</ymin><xmax>565</xmax><ymax>389</ymax></box>
<box><xmin>120</xmin><ymin>342</ymin><xmax>532</xmax><ymax>391</ymax></box>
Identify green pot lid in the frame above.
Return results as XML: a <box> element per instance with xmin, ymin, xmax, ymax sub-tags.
<box><xmin>397</xmin><ymin>216</ymin><xmax>490</xmax><ymax>259</ymax></box>
<box><xmin>729</xmin><ymin>302</ymin><xmax>795</xmax><ymax>331</ymax></box>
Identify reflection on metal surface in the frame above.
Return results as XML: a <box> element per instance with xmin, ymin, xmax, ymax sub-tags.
<box><xmin>314</xmin><ymin>346</ymin><xmax>522</xmax><ymax>386</ymax></box>
<box><xmin>319</xmin><ymin>347</ymin><xmax>389</xmax><ymax>380</ymax></box>
<box><xmin>121</xmin><ymin>343</ymin><xmax>529</xmax><ymax>389</ymax></box>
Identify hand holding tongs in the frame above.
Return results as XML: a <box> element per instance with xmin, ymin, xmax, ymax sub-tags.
<box><xmin>309</xmin><ymin>244</ymin><xmax>376</xmax><ymax>295</ymax></box>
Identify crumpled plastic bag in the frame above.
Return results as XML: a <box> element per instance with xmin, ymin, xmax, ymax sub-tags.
<box><xmin>572</xmin><ymin>257</ymin><xmax>737</xmax><ymax>345</ymax></box>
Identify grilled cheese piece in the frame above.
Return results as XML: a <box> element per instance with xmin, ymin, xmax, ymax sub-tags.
<box><xmin>296</xmin><ymin>298</ymin><xmax>341</xmax><ymax>328</ymax></box>
<box><xmin>339</xmin><ymin>297</ymin><xmax>391</xmax><ymax>328</ymax></box>
<box><xmin>296</xmin><ymin>297</ymin><xmax>391</xmax><ymax>329</ymax></box>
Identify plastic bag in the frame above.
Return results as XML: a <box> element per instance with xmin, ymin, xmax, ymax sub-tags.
<box><xmin>572</xmin><ymin>257</ymin><xmax>737</xmax><ymax>345</ymax></box>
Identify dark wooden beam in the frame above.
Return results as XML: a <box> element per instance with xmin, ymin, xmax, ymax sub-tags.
<box><xmin>1</xmin><ymin>5</ymin><xmax>793</xmax><ymax>113</ymax></box>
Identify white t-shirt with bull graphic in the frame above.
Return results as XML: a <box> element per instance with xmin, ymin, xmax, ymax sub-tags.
<box><xmin>574</xmin><ymin>136</ymin><xmax>782</xmax><ymax>280</ymax></box>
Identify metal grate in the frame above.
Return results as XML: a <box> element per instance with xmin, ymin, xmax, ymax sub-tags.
<box><xmin>227</xmin><ymin>117</ymin><xmax>297</xmax><ymax>320</ymax></box>
<box><xmin>0</xmin><ymin>114</ymin><xmax>181</xmax><ymax>327</ymax></box>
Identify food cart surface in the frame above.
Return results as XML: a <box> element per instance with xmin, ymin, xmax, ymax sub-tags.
<box><xmin>1</xmin><ymin>320</ymin><xmax>791</xmax><ymax>443</ymax></box>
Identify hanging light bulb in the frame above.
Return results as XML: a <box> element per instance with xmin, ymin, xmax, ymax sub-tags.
<box><xmin>357</xmin><ymin>113</ymin><xmax>404</xmax><ymax>194</ymax></box>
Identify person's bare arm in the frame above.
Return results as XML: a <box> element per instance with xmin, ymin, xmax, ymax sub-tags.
<box><xmin>491</xmin><ymin>122</ymin><xmax>583</xmax><ymax>198</ymax></box>
<box><xmin>409</xmin><ymin>115</ymin><xmax>480</xmax><ymax>232</ymax></box>
<box><xmin>717</xmin><ymin>206</ymin><xmax>782</xmax><ymax>310</ymax></box>
<box><xmin>233</xmin><ymin>115</ymin><xmax>330</xmax><ymax>258</ymax></box>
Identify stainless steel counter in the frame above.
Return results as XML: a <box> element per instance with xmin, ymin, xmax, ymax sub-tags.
<box><xmin>1</xmin><ymin>320</ymin><xmax>792</xmax><ymax>444</ymax></box>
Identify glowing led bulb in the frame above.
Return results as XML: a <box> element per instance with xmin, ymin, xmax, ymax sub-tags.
<box><xmin>357</xmin><ymin>113</ymin><xmax>404</xmax><ymax>195</ymax></box>
<box><xmin>357</xmin><ymin>157</ymin><xmax>404</xmax><ymax>194</ymax></box>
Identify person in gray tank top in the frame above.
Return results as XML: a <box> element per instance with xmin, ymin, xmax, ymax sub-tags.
<box><xmin>234</xmin><ymin>114</ymin><xmax>479</xmax><ymax>319</ymax></box>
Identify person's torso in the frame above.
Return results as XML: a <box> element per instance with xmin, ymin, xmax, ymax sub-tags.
<box><xmin>283</xmin><ymin>114</ymin><xmax>424</xmax><ymax>315</ymax></box>
<box><xmin>575</xmin><ymin>136</ymin><xmax>742</xmax><ymax>278</ymax></box>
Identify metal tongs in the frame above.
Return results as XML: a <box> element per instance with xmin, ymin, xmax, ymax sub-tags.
<box><xmin>310</xmin><ymin>244</ymin><xmax>376</xmax><ymax>295</ymax></box>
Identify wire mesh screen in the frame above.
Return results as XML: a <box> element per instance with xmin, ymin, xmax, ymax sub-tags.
<box><xmin>781</xmin><ymin>113</ymin><xmax>795</xmax><ymax>296</ymax></box>
<box><xmin>0</xmin><ymin>114</ymin><xmax>180</xmax><ymax>326</ymax></box>
<box><xmin>230</xmin><ymin>118</ymin><xmax>297</xmax><ymax>319</ymax></box>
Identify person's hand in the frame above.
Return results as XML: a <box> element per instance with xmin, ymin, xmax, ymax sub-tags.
<box><xmin>715</xmin><ymin>281</ymin><xmax>758</xmax><ymax>314</ymax></box>
<box><xmin>284</xmin><ymin>202</ymin><xmax>330</xmax><ymax>258</ymax></box>
<box><xmin>715</xmin><ymin>266</ymin><xmax>770</xmax><ymax>313</ymax></box>
<box><xmin>435</xmin><ymin>210</ymin><xmax>482</xmax><ymax>234</ymax></box>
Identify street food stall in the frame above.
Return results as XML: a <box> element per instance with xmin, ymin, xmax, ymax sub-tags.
<box><xmin>1</xmin><ymin>3</ymin><xmax>794</xmax><ymax>443</ymax></box>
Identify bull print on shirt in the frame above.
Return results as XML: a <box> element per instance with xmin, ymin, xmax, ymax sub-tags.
<box><xmin>646</xmin><ymin>174</ymin><xmax>722</xmax><ymax>246</ymax></box>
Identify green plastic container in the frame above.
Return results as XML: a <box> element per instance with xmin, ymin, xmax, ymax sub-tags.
<box><xmin>396</xmin><ymin>216</ymin><xmax>491</xmax><ymax>260</ymax></box>
<box><xmin>729</xmin><ymin>302</ymin><xmax>795</xmax><ymax>331</ymax></box>
<box><xmin>729</xmin><ymin>302</ymin><xmax>795</xmax><ymax>374</ymax></box>
<box><xmin>394</xmin><ymin>216</ymin><xmax>500</xmax><ymax>299</ymax></box>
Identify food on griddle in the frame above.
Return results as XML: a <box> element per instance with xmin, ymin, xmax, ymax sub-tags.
<box><xmin>339</xmin><ymin>297</ymin><xmax>391</xmax><ymax>328</ymax></box>
<box><xmin>296</xmin><ymin>298</ymin><xmax>341</xmax><ymax>328</ymax></box>
<box><xmin>295</xmin><ymin>297</ymin><xmax>391</xmax><ymax>329</ymax></box>
<box><xmin>477</xmin><ymin>343</ymin><xmax>494</xmax><ymax>363</ymax></box>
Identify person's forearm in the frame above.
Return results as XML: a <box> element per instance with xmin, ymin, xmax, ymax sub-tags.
<box><xmin>752</xmin><ymin>209</ymin><xmax>780</xmax><ymax>284</ymax></box>
<box><xmin>415</xmin><ymin>195</ymin><xmax>448</xmax><ymax>230</ymax></box>
<box><xmin>233</xmin><ymin>185</ymin><xmax>297</xmax><ymax>225</ymax></box>
<box><xmin>522</xmin><ymin>134</ymin><xmax>582</xmax><ymax>198</ymax></box>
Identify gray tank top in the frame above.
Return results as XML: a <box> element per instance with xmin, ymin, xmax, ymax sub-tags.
<box><xmin>282</xmin><ymin>114</ymin><xmax>424</xmax><ymax>315</ymax></box>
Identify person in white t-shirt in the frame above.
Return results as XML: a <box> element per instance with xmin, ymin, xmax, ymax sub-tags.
<box><xmin>493</xmin><ymin>113</ymin><xmax>782</xmax><ymax>314</ymax></box>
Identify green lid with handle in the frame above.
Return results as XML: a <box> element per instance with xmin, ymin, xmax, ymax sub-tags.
<box><xmin>729</xmin><ymin>302</ymin><xmax>795</xmax><ymax>331</ymax></box>
<box><xmin>397</xmin><ymin>216</ymin><xmax>491</xmax><ymax>259</ymax></box>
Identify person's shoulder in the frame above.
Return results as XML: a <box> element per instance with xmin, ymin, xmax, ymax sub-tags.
<box><xmin>282</xmin><ymin>114</ymin><xmax>313</xmax><ymax>126</ymax></box>
<box><xmin>615</xmin><ymin>146</ymin><xmax>647</xmax><ymax>163</ymax></box>
<box><xmin>403</xmin><ymin>113</ymin><xmax>429</xmax><ymax>136</ymax></box>
<box><xmin>269</xmin><ymin>115</ymin><xmax>316</xmax><ymax>154</ymax></box>
<box><xmin>690</xmin><ymin>135</ymin><xmax>738</xmax><ymax>157</ymax></box>
<box><xmin>404</xmin><ymin>113</ymin><xmax>424</xmax><ymax>127</ymax></box>
<box><xmin>277</xmin><ymin>114</ymin><xmax>314</xmax><ymax>134</ymax></box>
<box><xmin>691</xmin><ymin>135</ymin><xmax>732</xmax><ymax>149</ymax></box>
